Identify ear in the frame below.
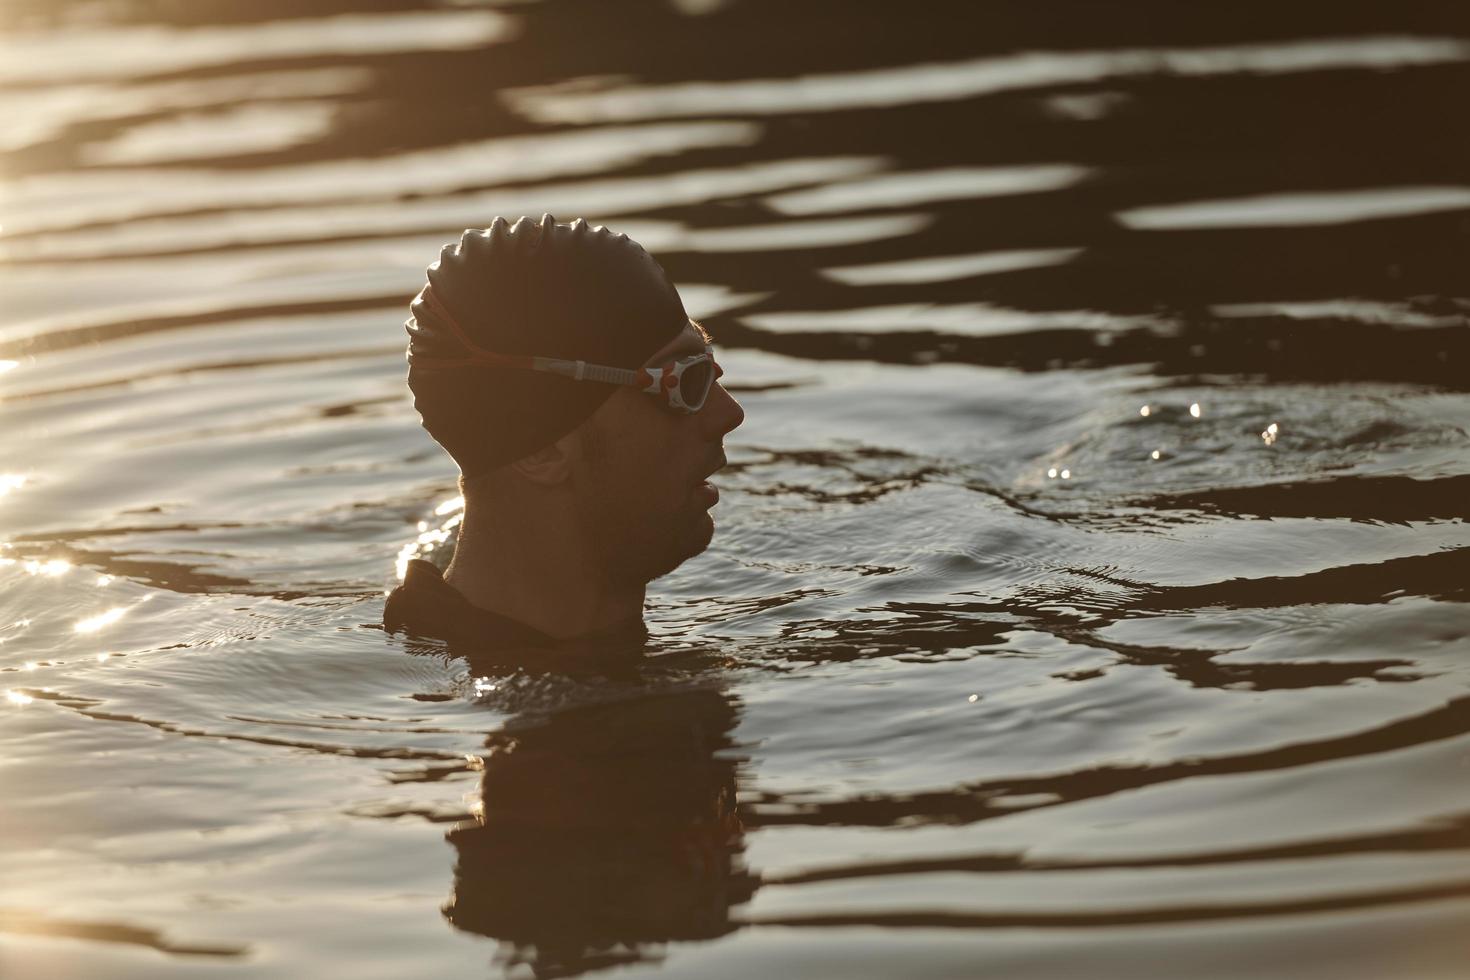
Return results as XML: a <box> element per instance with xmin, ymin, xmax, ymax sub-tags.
<box><xmin>508</xmin><ymin>430</ymin><xmax>580</xmax><ymax>486</ymax></box>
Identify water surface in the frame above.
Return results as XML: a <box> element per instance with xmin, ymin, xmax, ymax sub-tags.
<box><xmin>2</xmin><ymin>2</ymin><xmax>1468</xmax><ymax>977</ymax></box>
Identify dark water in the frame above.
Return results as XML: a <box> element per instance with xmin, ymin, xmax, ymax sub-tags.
<box><xmin>2</xmin><ymin>2</ymin><xmax>1469</xmax><ymax>977</ymax></box>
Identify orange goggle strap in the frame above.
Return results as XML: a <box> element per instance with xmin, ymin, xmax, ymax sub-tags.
<box><xmin>410</xmin><ymin>285</ymin><xmax>713</xmax><ymax>409</ymax></box>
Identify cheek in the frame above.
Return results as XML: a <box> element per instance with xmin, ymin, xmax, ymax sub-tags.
<box><xmin>618</xmin><ymin>415</ymin><xmax>686</xmax><ymax>474</ymax></box>
<box><xmin>580</xmin><ymin>398</ymin><xmax>693</xmax><ymax>504</ymax></box>
<box><xmin>586</xmin><ymin>429</ymin><xmax>673</xmax><ymax>504</ymax></box>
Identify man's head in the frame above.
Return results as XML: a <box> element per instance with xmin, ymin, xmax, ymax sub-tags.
<box><xmin>407</xmin><ymin>215</ymin><xmax>744</xmax><ymax>585</ymax></box>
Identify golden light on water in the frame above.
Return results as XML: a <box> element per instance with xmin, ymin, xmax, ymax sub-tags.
<box><xmin>75</xmin><ymin>607</ymin><xmax>127</xmax><ymax>634</ymax></box>
<box><xmin>0</xmin><ymin>5</ymin><xmax>1459</xmax><ymax>973</ymax></box>
<box><xmin>395</xmin><ymin>541</ymin><xmax>416</xmax><ymax>581</ymax></box>
<box><xmin>24</xmin><ymin>559</ymin><xmax>71</xmax><ymax>577</ymax></box>
<box><xmin>396</xmin><ymin>512</ymin><xmax>462</xmax><ymax>579</ymax></box>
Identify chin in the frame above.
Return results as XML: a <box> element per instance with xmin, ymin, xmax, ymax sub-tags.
<box><xmin>585</xmin><ymin>487</ymin><xmax>718</xmax><ymax>585</ymax></box>
<box><xmin>688</xmin><ymin>510</ymin><xmax>715</xmax><ymax>557</ymax></box>
<box><xmin>640</xmin><ymin>512</ymin><xmax>716</xmax><ymax>584</ymax></box>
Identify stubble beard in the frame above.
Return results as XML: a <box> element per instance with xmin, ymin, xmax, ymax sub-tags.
<box><xmin>577</xmin><ymin>483</ymin><xmax>712</xmax><ymax>588</ymax></box>
<box><xmin>573</xmin><ymin>433</ymin><xmax>711</xmax><ymax>588</ymax></box>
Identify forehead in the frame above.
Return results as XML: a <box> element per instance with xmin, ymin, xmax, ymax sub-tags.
<box><xmin>643</xmin><ymin>319</ymin><xmax>709</xmax><ymax>365</ymax></box>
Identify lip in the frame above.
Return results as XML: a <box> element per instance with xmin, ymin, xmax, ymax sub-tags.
<box><xmin>693</xmin><ymin>453</ymin><xmax>725</xmax><ymax>508</ymax></box>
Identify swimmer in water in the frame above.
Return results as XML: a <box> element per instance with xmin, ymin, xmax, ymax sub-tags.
<box><xmin>384</xmin><ymin>214</ymin><xmax>745</xmax><ymax>652</ymax></box>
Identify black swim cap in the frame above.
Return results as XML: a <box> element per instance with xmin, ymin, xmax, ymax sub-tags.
<box><xmin>406</xmin><ymin>215</ymin><xmax>689</xmax><ymax>477</ymax></box>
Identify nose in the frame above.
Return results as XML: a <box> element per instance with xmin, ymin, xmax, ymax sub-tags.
<box><xmin>701</xmin><ymin>382</ymin><xmax>744</xmax><ymax>440</ymax></box>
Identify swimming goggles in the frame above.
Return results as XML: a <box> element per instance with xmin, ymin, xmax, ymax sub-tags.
<box><xmin>412</xmin><ymin>285</ymin><xmax>718</xmax><ymax>414</ymax></box>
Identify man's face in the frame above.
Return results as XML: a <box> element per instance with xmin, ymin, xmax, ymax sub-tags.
<box><xmin>571</xmin><ymin>322</ymin><xmax>744</xmax><ymax>586</ymax></box>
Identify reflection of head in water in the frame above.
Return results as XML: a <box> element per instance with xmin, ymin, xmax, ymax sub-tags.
<box><xmin>443</xmin><ymin>687</ymin><xmax>755</xmax><ymax>976</ymax></box>
<box><xmin>404</xmin><ymin>215</ymin><xmax>745</xmax><ymax>639</ymax></box>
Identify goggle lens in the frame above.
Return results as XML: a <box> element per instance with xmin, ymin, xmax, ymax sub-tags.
<box><xmin>678</xmin><ymin>357</ymin><xmax>715</xmax><ymax>411</ymax></box>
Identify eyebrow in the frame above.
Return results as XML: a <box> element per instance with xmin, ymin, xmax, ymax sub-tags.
<box><xmin>690</xmin><ymin>317</ymin><xmax>712</xmax><ymax>344</ymax></box>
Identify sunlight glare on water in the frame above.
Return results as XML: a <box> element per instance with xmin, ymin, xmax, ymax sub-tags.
<box><xmin>72</xmin><ymin>607</ymin><xmax>127</xmax><ymax>634</ymax></box>
<box><xmin>0</xmin><ymin>3</ymin><xmax>1467</xmax><ymax>979</ymax></box>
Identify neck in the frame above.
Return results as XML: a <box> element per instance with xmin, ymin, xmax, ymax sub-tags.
<box><xmin>443</xmin><ymin>498</ymin><xmax>646</xmax><ymax>641</ymax></box>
